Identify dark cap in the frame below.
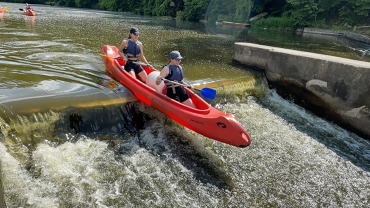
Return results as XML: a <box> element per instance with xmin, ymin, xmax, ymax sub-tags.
<box><xmin>130</xmin><ymin>27</ymin><xmax>140</xmax><ymax>35</ymax></box>
<box><xmin>169</xmin><ymin>51</ymin><xmax>183</xmax><ymax>60</ymax></box>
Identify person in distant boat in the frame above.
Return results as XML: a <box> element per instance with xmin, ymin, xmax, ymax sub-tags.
<box><xmin>156</xmin><ymin>51</ymin><xmax>195</xmax><ymax>108</ymax></box>
<box><xmin>118</xmin><ymin>27</ymin><xmax>149</xmax><ymax>83</ymax></box>
<box><xmin>25</xmin><ymin>3</ymin><xmax>32</xmax><ymax>11</ymax></box>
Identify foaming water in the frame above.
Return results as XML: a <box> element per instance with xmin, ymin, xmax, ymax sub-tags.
<box><xmin>1</xmin><ymin>95</ymin><xmax>370</xmax><ymax>207</ymax></box>
<box><xmin>259</xmin><ymin>90</ymin><xmax>370</xmax><ymax>170</ymax></box>
<box><xmin>0</xmin><ymin>104</ymin><xmax>231</xmax><ymax>207</ymax></box>
<box><xmin>216</xmin><ymin>95</ymin><xmax>370</xmax><ymax>207</ymax></box>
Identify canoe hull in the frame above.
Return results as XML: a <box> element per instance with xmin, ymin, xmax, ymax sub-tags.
<box><xmin>23</xmin><ymin>10</ymin><xmax>36</xmax><ymax>16</ymax></box>
<box><xmin>100</xmin><ymin>45</ymin><xmax>251</xmax><ymax>147</ymax></box>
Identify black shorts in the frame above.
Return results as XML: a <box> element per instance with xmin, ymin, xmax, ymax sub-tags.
<box><xmin>124</xmin><ymin>61</ymin><xmax>144</xmax><ymax>74</ymax></box>
<box><xmin>166</xmin><ymin>86</ymin><xmax>190</xmax><ymax>102</ymax></box>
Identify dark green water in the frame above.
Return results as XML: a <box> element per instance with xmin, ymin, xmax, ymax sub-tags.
<box><xmin>1</xmin><ymin>3</ymin><xmax>370</xmax><ymax>208</ymax></box>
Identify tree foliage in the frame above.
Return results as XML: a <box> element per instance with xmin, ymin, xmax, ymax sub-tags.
<box><xmin>205</xmin><ymin>0</ymin><xmax>252</xmax><ymax>23</ymax></box>
<box><xmin>6</xmin><ymin>0</ymin><xmax>370</xmax><ymax>27</ymax></box>
<box><xmin>177</xmin><ymin>0</ymin><xmax>208</xmax><ymax>21</ymax></box>
<box><xmin>284</xmin><ymin>0</ymin><xmax>319</xmax><ymax>26</ymax></box>
<box><xmin>283</xmin><ymin>0</ymin><xmax>370</xmax><ymax>27</ymax></box>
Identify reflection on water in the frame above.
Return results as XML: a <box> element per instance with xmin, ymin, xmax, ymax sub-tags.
<box><xmin>247</xmin><ymin>28</ymin><xmax>370</xmax><ymax>62</ymax></box>
<box><xmin>24</xmin><ymin>15</ymin><xmax>36</xmax><ymax>28</ymax></box>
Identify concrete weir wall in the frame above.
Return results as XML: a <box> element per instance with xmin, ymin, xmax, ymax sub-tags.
<box><xmin>234</xmin><ymin>42</ymin><xmax>370</xmax><ymax>139</ymax></box>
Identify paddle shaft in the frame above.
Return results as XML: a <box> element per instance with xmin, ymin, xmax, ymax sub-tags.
<box><xmin>162</xmin><ymin>78</ymin><xmax>201</xmax><ymax>92</ymax></box>
<box><xmin>161</xmin><ymin>78</ymin><xmax>217</xmax><ymax>100</ymax></box>
<box><xmin>19</xmin><ymin>8</ymin><xmax>37</xmax><ymax>12</ymax></box>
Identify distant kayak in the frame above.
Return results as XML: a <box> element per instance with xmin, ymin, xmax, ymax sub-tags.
<box><xmin>22</xmin><ymin>9</ymin><xmax>36</xmax><ymax>16</ymax></box>
<box><xmin>23</xmin><ymin>10</ymin><xmax>36</xmax><ymax>16</ymax></box>
<box><xmin>100</xmin><ymin>45</ymin><xmax>251</xmax><ymax>147</ymax></box>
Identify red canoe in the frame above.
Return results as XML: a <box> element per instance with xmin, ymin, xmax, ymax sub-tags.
<box><xmin>100</xmin><ymin>45</ymin><xmax>251</xmax><ymax>147</ymax></box>
<box><xmin>23</xmin><ymin>10</ymin><xmax>36</xmax><ymax>16</ymax></box>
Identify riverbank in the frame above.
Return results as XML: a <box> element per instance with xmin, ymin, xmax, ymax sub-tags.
<box><xmin>233</xmin><ymin>42</ymin><xmax>370</xmax><ymax>140</ymax></box>
<box><xmin>301</xmin><ymin>27</ymin><xmax>370</xmax><ymax>45</ymax></box>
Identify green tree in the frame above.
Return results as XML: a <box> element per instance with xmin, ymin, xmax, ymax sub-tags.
<box><xmin>205</xmin><ymin>0</ymin><xmax>253</xmax><ymax>23</ymax></box>
<box><xmin>58</xmin><ymin>0</ymin><xmax>77</xmax><ymax>7</ymax></box>
<box><xmin>353</xmin><ymin>0</ymin><xmax>370</xmax><ymax>17</ymax></box>
<box><xmin>284</xmin><ymin>0</ymin><xmax>318</xmax><ymax>27</ymax></box>
<box><xmin>252</xmin><ymin>0</ymin><xmax>286</xmax><ymax>16</ymax></box>
<box><xmin>315</xmin><ymin>0</ymin><xmax>369</xmax><ymax>25</ymax></box>
<box><xmin>97</xmin><ymin>0</ymin><xmax>140</xmax><ymax>12</ymax></box>
<box><xmin>74</xmin><ymin>0</ymin><xmax>98</xmax><ymax>8</ymax></box>
<box><xmin>6</xmin><ymin>0</ymin><xmax>370</xmax><ymax>26</ymax></box>
<box><xmin>98</xmin><ymin>0</ymin><xmax>117</xmax><ymax>11</ymax></box>
<box><xmin>338</xmin><ymin>0</ymin><xmax>370</xmax><ymax>24</ymax></box>
<box><xmin>178</xmin><ymin>0</ymin><xmax>208</xmax><ymax>21</ymax></box>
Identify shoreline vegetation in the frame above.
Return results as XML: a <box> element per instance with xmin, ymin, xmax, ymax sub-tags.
<box><xmin>247</xmin><ymin>14</ymin><xmax>370</xmax><ymax>44</ymax></box>
<box><xmin>248</xmin><ymin>17</ymin><xmax>370</xmax><ymax>46</ymax></box>
<box><xmin>7</xmin><ymin>1</ymin><xmax>370</xmax><ymax>27</ymax></box>
<box><xmin>10</xmin><ymin>0</ymin><xmax>369</xmax><ymax>44</ymax></box>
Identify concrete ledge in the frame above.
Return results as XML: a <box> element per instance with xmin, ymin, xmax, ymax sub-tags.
<box><xmin>303</xmin><ymin>27</ymin><xmax>370</xmax><ymax>44</ymax></box>
<box><xmin>234</xmin><ymin>42</ymin><xmax>370</xmax><ymax>139</ymax></box>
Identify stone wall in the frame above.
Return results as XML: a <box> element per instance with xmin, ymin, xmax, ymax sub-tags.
<box><xmin>303</xmin><ymin>27</ymin><xmax>370</xmax><ymax>44</ymax></box>
<box><xmin>234</xmin><ymin>42</ymin><xmax>370</xmax><ymax>139</ymax></box>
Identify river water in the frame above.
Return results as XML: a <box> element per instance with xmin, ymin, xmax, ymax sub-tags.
<box><xmin>1</xmin><ymin>3</ymin><xmax>370</xmax><ymax>208</ymax></box>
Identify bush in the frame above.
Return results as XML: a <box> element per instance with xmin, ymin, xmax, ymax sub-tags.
<box><xmin>251</xmin><ymin>17</ymin><xmax>297</xmax><ymax>29</ymax></box>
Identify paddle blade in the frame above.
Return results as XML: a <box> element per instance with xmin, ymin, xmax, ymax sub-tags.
<box><xmin>19</xmin><ymin>8</ymin><xmax>24</xmax><ymax>11</ymax></box>
<box><xmin>4</xmin><ymin>7</ymin><xmax>8</xmax><ymax>11</ymax></box>
<box><xmin>200</xmin><ymin>88</ymin><xmax>216</xmax><ymax>100</ymax></box>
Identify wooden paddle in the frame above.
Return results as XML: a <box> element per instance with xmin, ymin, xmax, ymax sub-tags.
<box><xmin>19</xmin><ymin>8</ymin><xmax>37</xmax><ymax>12</ymax></box>
<box><xmin>162</xmin><ymin>78</ymin><xmax>216</xmax><ymax>100</ymax></box>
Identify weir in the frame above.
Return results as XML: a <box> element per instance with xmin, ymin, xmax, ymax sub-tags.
<box><xmin>0</xmin><ymin>78</ymin><xmax>260</xmax><ymax>206</ymax></box>
<box><xmin>234</xmin><ymin>42</ymin><xmax>370</xmax><ymax>140</ymax></box>
<box><xmin>0</xmin><ymin>103</ymin><xmax>145</xmax><ymax>207</ymax></box>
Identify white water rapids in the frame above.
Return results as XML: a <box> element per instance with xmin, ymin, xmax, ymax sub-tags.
<box><xmin>1</xmin><ymin>92</ymin><xmax>370</xmax><ymax>207</ymax></box>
